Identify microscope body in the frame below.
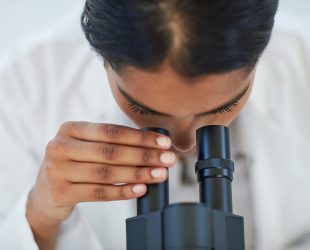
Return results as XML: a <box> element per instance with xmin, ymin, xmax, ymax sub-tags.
<box><xmin>126</xmin><ymin>126</ymin><xmax>245</xmax><ymax>250</ymax></box>
<box><xmin>127</xmin><ymin>202</ymin><xmax>244</xmax><ymax>250</ymax></box>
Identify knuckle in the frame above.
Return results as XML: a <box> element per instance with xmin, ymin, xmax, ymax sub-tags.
<box><xmin>142</xmin><ymin>149</ymin><xmax>152</xmax><ymax>163</ymax></box>
<box><xmin>60</xmin><ymin>121</ymin><xmax>84</xmax><ymax>136</ymax></box>
<box><xmin>103</xmin><ymin>124</ymin><xmax>122</xmax><ymax>140</ymax></box>
<box><xmin>134</xmin><ymin>168</ymin><xmax>143</xmax><ymax>181</ymax></box>
<box><xmin>46</xmin><ymin>139</ymin><xmax>63</xmax><ymax>156</ymax></box>
<box><xmin>97</xmin><ymin>165</ymin><xmax>112</xmax><ymax>181</ymax></box>
<box><xmin>60</xmin><ymin>121</ymin><xmax>74</xmax><ymax>132</ymax></box>
<box><xmin>52</xmin><ymin>183</ymin><xmax>68</xmax><ymax>204</ymax></box>
<box><xmin>55</xmin><ymin>183</ymin><xmax>68</xmax><ymax>195</ymax></box>
<box><xmin>45</xmin><ymin>160</ymin><xmax>58</xmax><ymax>179</ymax></box>
<box><xmin>95</xmin><ymin>186</ymin><xmax>107</xmax><ymax>200</ymax></box>
<box><xmin>101</xmin><ymin>144</ymin><xmax>117</xmax><ymax>161</ymax></box>
<box><xmin>118</xmin><ymin>186</ymin><xmax>127</xmax><ymax>199</ymax></box>
<box><xmin>141</xmin><ymin>131</ymin><xmax>150</xmax><ymax>146</ymax></box>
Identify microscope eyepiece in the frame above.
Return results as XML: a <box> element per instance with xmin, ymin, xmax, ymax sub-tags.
<box><xmin>137</xmin><ymin>127</ymin><xmax>170</xmax><ymax>215</ymax></box>
<box><xmin>141</xmin><ymin>127</ymin><xmax>169</xmax><ymax>137</ymax></box>
<box><xmin>195</xmin><ymin>125</ymin><xmax>234</xmax><ymax>212</ymax></box>
<box><xmin>196</xmin><ymin>125</ymin><xmax>231</xmax><ymax>160</ymax></box>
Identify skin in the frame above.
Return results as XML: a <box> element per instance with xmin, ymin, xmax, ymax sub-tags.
<box><xmin>106</xmin><ymin>62</ymin><xmax>256</xmax><ymax>157</ymax></box>
<box><xmin>26</xmin><ymin>61</ymin><xmax>256</xmax><ymax>250</ymax></box>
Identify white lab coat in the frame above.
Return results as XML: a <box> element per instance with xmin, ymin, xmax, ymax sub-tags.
<box><xmin>0</xmin><ymin>3</ymin><xmax>310</xmax><ymax>250</ymax></box>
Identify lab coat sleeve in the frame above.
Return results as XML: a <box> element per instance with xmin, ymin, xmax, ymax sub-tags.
<box><xmin>0</xmin><ymin>42</ymin><xmax>103</xmax><ymax>250</ymax></box>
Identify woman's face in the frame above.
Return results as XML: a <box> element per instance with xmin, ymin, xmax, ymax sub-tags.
<box><xmin>105</xmin><ymin>63</ymin><xmax>256</xmax><ymax>157</ymax></box>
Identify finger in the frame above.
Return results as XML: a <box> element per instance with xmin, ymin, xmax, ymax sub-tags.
<box><xmin>66</xmin><ymin>183</ymin><xmax>147</xmax><ymax>204</ymax></box>
<box><xmin>61</xmin><ymin>162</ymin><xmax>169</xmax><ymax>184</ymax></box>
<box><xmin>58</xmin><ymin>121</ymin><xmax>171</xmax><ymax>149</ymax></box>
<box><xmin>60</xmin><ymin>138</ymin><xmax>176</xmax><ymax>167</ymax></box>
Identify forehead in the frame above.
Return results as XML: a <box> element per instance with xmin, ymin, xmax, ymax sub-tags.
<box><xmin>112</xmin><ymin>65</ymin><xmax>251</xmax><ymax>117</ymax></box>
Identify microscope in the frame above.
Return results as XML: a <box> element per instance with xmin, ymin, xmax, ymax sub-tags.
<box><xmin>126</xmin><ymin>125</ymin><xmax>245</xmax><ymax>250</ymax></box>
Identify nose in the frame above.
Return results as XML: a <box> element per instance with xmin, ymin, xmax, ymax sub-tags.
<box><xmin>168</xmin><ymin>120</ymin><xmax>197</xmax><ymax>153</ymax></box>
<box><xmin>170</xmin><ymin>132</ymin><xmax>195</xmax><ymax>152</ymax></box>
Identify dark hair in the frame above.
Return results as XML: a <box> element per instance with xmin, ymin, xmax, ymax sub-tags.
<box><xmin>81</xmin><ymin>0</ymin><xmax>279</xmax><ymax>78</ymax></box>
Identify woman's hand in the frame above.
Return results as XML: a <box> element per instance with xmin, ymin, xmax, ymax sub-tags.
<box><xmin>26</xmin><ymin>121</ymin><xmax>175</xmax><ymax>248</ymax></box>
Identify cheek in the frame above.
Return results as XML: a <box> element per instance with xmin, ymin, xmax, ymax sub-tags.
<box><xmin>125</xmin><ymin>111</ymin><xmax>170</xmax><ymax>130</ymax></box>
<box><xmin>111</xmin><ymin>89</ymin><xmax>163</xmax><ymax>128</ymax></box>
<box><xmin>204</xmin><ymin>85</ymin><xmax>253</xmax><ymax>126</ymax></box>
<box><xmin>108</xmin><ymin>79</ymin><xmax>165</xmax><ymax>128</ymax></box>
<box><xmin>219</xmin><ymin>106</ymin><xmax>243</xmax><ymax>126</ymax></box>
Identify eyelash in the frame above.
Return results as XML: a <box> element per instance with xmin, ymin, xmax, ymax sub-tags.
<box><xmin>209</xmin><ymin>101</ymin><xmax>239</xmax><ymax>115</ymax></box>
<box><xmin>128</xmin><ymin>103</ymin><xmax>152</xmax><ymax>116</ymax></box>
<box><xmin>127</xmin><ymin>101</ymin><xmax>240</xmax><ymax>117</ymax></box>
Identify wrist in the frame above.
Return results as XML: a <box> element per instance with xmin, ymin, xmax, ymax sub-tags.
<box><xmin>26</xmin><ymin>193</ymin><xmax>60</xmax><ymax>250</ymax></box>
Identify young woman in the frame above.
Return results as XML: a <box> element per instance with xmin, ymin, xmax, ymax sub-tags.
<box><xmin>1</xmin><ymin>0</ymin><xmax>290</xmax><ymax>250</ymax></box>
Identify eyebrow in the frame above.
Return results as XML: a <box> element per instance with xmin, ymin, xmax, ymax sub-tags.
<box><xmin>116</xmin><ymin>80</ymin><xmax>251</xmax><ymax>117</ymax></box>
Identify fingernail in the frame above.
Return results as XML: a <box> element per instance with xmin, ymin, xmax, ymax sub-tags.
<box><xmin>151</xmin><ymin>168</ymin><xmax>166</xmax><ymax>178</ymax></box>
<box><xmin>132</xmin><ymin>184</ymin><xmax>145</xmax><ymax>194</ymax></box>
<box><xmin>160</xmin><ymin>152</ymin><xmax>175</xmax><ymax>164</ymax></box>
<box><xmin>156</xmin><ymin>137</ymin><xmax>171</xmax><ymax>148</ymax></box>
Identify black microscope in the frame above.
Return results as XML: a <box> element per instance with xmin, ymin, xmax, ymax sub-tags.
<box><xmin>126</xmin><ymin>125</ymin><xmax>245</xmax><ymax>250</ymax></box>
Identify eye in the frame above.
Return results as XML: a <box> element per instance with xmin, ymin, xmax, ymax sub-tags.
<box><xmin>127</xmin><ymin>100</ymin><xmax>240</xmax><ymax>117</ymax></box>
<box><xmin>209</xmin><ymin>100</ymin><xmax>239</xmax><ymax>115</ymax></box>
<box><xmin>127</xmin><ymin>102</ymin><xmax>152</xmax><ymax>117</ymax></box>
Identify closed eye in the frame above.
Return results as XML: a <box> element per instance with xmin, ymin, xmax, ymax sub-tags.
<box><xmin>117</xmin><ymin>80</ymin><xmax>250</xmax><ymax>118</ymax></box>
<box><xmin>127</xmin><ymin>102</ymin><xmax>153</xmax><ymax>116</ymax></box>
<box><xmin>197</xmin><ymin>100</ymin><xmax>240</xmax><ymax>116</ymax></box>
<box><xmin>127</xmin><ymin>100</ymin><xmax>240</xmax><ymax>117</ymax></box>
